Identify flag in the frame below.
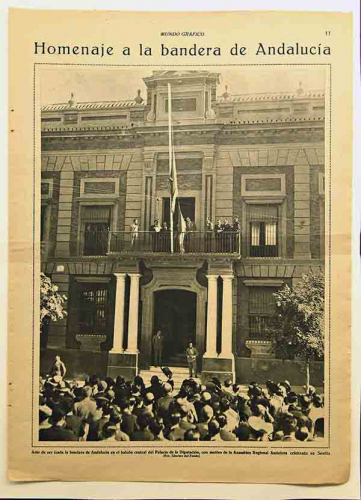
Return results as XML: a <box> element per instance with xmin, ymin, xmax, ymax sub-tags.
<box><xmin>177</xmin><ymin>199</ymin><xmax>186</xmax><ymax>233</ymax></box>
<box><xmin>177</xmin><ymin>199</ymin><xmax>186</xmax><ymax>254</ymax></box>
<box><xmin>169</xmin><ymin>146</ymin><xmax>178</xmax><ymax>214</ymax></box>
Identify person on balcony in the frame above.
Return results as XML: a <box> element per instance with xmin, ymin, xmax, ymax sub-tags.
<box><xmin>160</xmin><ymin>222</ymin><xmax>170</xmax><ymax>252</ymax></box>
<box><xmin>214</xmin><ymin>219</ymin><xmax>223</xmax><ymax>252</ymax></box>
<box><xmin>222</xmin><ymin>219</ymin><xmax>233</xmax><ymax>253</ymax></box>
<box><xmin>150</xmin><ymin>219</ymin><xmax>162</xmax><ymax>252</ymax></box>
<box><xmin>232</xmin><ymin>215</ymin><xmax>241</xmax><ymax>253</ymax></box>
<box><xmin>130</xmin><ymin>219</ymin><xmax>139</xmax><ymax>250</ymax></box>
<box><xmin>205</xmin><ymin>217</ymin><xmax>214</xmax><ymax>253</ymax></box>
<box><xmin>184</xmin><ymin>217</ymin><xmax>197</xmax><ymax>253</ymax></box>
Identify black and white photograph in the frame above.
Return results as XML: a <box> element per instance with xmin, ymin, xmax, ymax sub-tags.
<box><xmin>38</xmin><ymin>66</ymin><xmax>326</xmax><ymax>444</ymax></box>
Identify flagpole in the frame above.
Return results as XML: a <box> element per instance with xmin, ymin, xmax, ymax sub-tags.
<box><xmin>168</xmin><ymin>83</ymin><xmax>174</xmax><ymax>254</ymax></box>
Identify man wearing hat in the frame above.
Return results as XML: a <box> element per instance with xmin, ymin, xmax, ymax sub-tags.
<box><xmin>39</xmin><ymin>408</ymin><xmax>78</xmax><ymax>441</ymax></box>
<box><xmin>186</xmin><ymin>341</ymin><xmax>198</xmax><ymax>378</ymax></box>
<box><xmin>248</xmin><ymin>416</ymin><xmax>274</xmax><ymax>441</ymax></box>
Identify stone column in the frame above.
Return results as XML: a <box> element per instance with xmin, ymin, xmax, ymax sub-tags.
<box><xmin>219</xmin><ymin>275</ymin><xmax>234</xmax><ymax>360</ymax></box>
<box><xmin>203</xmin><ymin>274</ymin><xmax>218</xmax><ymax>357</ymax></box>
<box><xmin>126</xmin><ymin>273</ymin><xmax>141</xmax><ymax>353</ymax></box>
<box><xmin>110</xmin><ymin>273</ymin><xmax>126</xmax><ymax>353</ymax></box>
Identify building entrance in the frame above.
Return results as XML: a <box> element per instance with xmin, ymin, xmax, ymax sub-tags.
<box><xmin>153</xmin><ymin>289</ymin><xmax>197</xmax><ymax>366</ymax></box>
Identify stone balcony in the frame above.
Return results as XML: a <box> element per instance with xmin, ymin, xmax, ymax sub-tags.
<box><xmin>43</xmin><ymin>230</ymin><xmax>242</xmax><ymax>261</ymax></box>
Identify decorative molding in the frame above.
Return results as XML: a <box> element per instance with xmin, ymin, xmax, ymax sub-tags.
<box><xmin>139</xmin><ymin>266</ymin><xmax>207</xmax><ymax>368</ymax></box>
<box><xmin>80</xmin><ymin>177</ymin><xmax>119</xmax><ymax>198</ymax></box>
<box><xmin>203</xmin><ymin>155</ymin><xmax>215</xmax><ymax>170</ymax></box>
<box><xmin>241</xmin><ymin>173</ymin><xmax>286</xmax><ymax>197</ymax></box>
<box><xmin>74</xmin><ymin>276</ymin><xmax>111</xmax><ymax>283</ymax></box>
<box><xmin>243</xmin><ymin>279</ymin><xmax>284</xmax><ymax>287</ymax></box>
<box><xmin>242</xmin><ymin>196</ymin><xmax>285</xmax><ymax>205</ymax></box>
<box><xmin>143</xmin><ymin>150</ymin><xmax>157</xmax><ymax>172</ymax></box>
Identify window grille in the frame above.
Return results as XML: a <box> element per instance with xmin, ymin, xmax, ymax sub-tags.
<box><xmin>247</xmin><ymin>204</ymin><xmax>279</xmax><ymax>257</ymax></box>
<box><xmin>78</xmin><ymin>288</ymin><xmax>108</xmax><ymax>334</ymax></box>
<box><xmin>248</xmin><ymin>287</ymin><xmax>277</xmax><ymax>340</ymax></box>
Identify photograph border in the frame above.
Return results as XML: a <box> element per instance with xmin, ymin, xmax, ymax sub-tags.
<box><xmin>33</xmin><ymin>61</ymin><xmax>331</xmax><ymax>450</ymax></box>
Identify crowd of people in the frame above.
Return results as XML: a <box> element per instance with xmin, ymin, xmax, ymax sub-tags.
<box><xmin>129</xmin><ymin>215</ymin><xmax>241</xmax><ymax>253</ymax></box>
<box><xmin>39</xmin><ymin>361</ymin><xmax>324</xmax><ymax>443</ymax></box>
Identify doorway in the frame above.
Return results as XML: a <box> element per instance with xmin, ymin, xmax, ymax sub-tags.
<box><xmin>153</xmin><ymin>289</ymin><xmax>197</xmax><ymax>366</ymax></box>
<box><xmin>163</xmin><ymin>197</ymin><xmax>196</xmax><ymax>231</ymax></box>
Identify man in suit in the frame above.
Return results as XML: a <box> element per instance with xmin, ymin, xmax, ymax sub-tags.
<box><xmin>186</xmin><ymin>341</ymin><xmax>198</xmax><ymax>378</ymax></box>
<box><xmin>152</xmin><ymin>330</ymin><xmax>164</xmax><ymax>367</ymax></box>
<box><xmin>232</xmin><ymin>215</ymin><xmax>241</xmax><ymax>253</ymax></box>
<box><xmin>150</xmin><ymin>219</ymin><xmax>161</xmax><ymax>251</ymax></box>
<box><xmin>214</xmin><ymin>219</ymin><xmax>223</xmax><ymax>252</ymax></box>
<box><xmin>222</xmin><ymin>219</ymin><xmax>233</xmax><ymax>253</ymax></box>
<box><xmin>39</xmin><ymin>408</ymin><xmax>78</xmax><ymax>441</ymax></box>
<box><xmin>184</xmin><ymin>217</ymin><xmax>197</xmax><ymax>252</ymax></box>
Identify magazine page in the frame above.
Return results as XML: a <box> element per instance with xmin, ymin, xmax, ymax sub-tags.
<box><xmin>8</xmin><ymin>8</ymin><xmax>352</xmax><ymax>483</ymax></box>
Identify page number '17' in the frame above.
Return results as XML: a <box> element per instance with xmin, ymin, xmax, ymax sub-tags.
<box><xmin>325</xmin><ymin>31</ymin><xmax>331</xmax><ymax>35</ymax></box>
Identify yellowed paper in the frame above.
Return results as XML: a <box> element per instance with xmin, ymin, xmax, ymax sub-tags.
<box><xmin>8</xmin><ymin>9</ymin><xmax>352</xmax><ymax>483</ymax></box>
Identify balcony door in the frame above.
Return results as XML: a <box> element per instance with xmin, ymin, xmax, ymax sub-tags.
<box><xmin>80</xmin><ymin>205</ymin><xmax>111</xmax><ymax>256</ymax></box>
<box><xmin>162</xmin><ymin>197</ymin><xmax>195</xmax><ymax>231</ymax></box>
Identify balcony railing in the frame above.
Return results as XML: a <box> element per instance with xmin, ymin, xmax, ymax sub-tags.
<box><xmin>109</xmin><ymin>231</ymin><xmax>241</xmax><ymax>255</ymax></box>
<box><xmin>75</xmin><ymin>230</ymin><xmax>241</xmax><ymax>257</ymax></box>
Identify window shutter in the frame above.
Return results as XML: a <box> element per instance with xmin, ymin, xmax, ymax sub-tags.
<box><xmin>81</xmin><ymin>206</ymin><xmax>111</xmax><ymax>223</ymax></box>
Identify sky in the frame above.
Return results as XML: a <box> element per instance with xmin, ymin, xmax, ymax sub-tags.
<box><xmin>40</xmin><ymin>66</ymin><xmax>326</xmax><ymax>105</ymax></box>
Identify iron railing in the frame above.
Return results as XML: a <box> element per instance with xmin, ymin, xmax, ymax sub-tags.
<box><xmin>108</xmin><ymin>230</ymin><xmax>241</xmax><ymax>255</ymax></box>
<box><xmin>79</xmin><ymin>230</ymin><xmax>109</xmax><ymax>257</ymax></box>
<box><xmin>74</xmin><ymin>230</ymin><xmax>241</xmax><ymax>256</ymax></box>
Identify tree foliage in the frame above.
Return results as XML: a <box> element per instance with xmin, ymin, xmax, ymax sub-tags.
<box><xmin>40</xmin><ymin>272</ymin><xmax>67</xmax><ymax>327</ymax></box>
<box><xmin>270</xmin><ymin>272</ymin><xmax>325</xmax><ymax>363</ymax></box>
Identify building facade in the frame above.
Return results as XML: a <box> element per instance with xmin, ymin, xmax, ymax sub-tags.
<box><xmin>40</xmin><ymin>70</ymin><xmax>325</xmax><ymax>384</ymax></box>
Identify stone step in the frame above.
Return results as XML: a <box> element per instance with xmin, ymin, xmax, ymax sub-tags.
<box><xmin>139</xmin><ymin>366</ymin><xmax>200</xmax><ymax>391</ymax></box>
